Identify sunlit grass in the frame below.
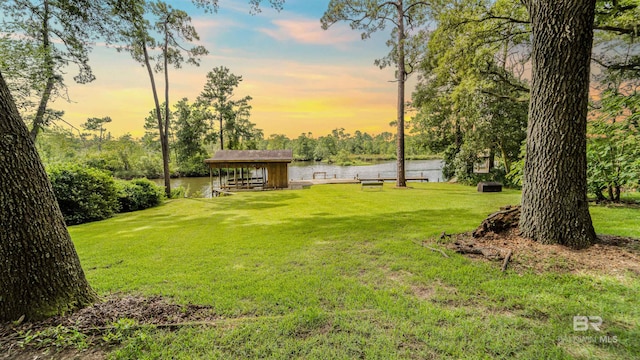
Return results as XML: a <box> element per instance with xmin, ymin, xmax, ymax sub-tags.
<box><xmin>69</xmin><ymin>183</ymin><xmax>640</xmax><ymax>359</ymax></box>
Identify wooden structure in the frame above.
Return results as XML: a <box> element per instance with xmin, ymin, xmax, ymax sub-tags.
<box><xmin>474</xmin><ymin>150</ymin><xmax>491</xmax><ymax>174</ymax></box>
<box><xmin>358</xmin><ymin>176</ymin><xmax>429</xmax><ymax>182</ymax></box>
<box><xmin>205</xmin><ymin>150</ymin><xmax>293</xmax><ymax>194</ymax></box>
<box><xmin>477</xmin><ymin>181</ymin><xmax>503</xmax><ymax>192</ymax></box>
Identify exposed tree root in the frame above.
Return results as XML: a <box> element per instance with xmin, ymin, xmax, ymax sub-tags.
<box><xmin>417</xmin><ymin>240</ymin><xmax>450</xmax><ymax>258</ymax></box>
<box><xmin>451</xmin><ymin>239</ymin><xmax>512</xmax><ymax>272</ymax></box>
<box><xmin>501</xmin><ymin>250</ymin><xmax>512</xmax><ymax>272</ymax></box>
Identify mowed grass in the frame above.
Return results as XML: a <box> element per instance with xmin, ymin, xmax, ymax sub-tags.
<box><xmin>69</xmin><ymin>183</ymin><xmax>640</xmax><ymax>359</ymax></box>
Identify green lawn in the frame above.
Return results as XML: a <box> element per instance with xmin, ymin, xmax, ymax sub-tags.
<box><xmin>69</xmin><ymin>183</ymin><xmax>640</xmax><ymax>359</ymax></box>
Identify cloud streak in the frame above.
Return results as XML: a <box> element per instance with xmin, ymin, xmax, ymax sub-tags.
<box><xmin>259</xmin><ymin>18</ymin><xmax>357</xmax><ymax>46</ymax></box>
<box><xmin>191</xmin><ymin>17</ymin><xmax>242</xmax><ymax>32</ymax></box>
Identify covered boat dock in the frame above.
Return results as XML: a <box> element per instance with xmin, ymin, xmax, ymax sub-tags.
<box><xmin>204</xmin><ymin>150</ymin><xmax>293</xmax><ymax>195</ymax></box>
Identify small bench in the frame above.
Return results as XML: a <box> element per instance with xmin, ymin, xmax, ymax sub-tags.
<box><xmin>361</xmin><ymin>180</ymin><xmax>384</xmax><ymax>190</ymax></box>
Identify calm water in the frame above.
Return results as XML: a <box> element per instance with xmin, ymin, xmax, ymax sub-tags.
<box><xmin>289</xmin><ymin>159</ymin><xmax>444</xmax><ymax>182</ymax></box>
<box><xmin>155</xmin><ymin>160</ymin><xmax>444</xmax><ymax>198</ymax></box>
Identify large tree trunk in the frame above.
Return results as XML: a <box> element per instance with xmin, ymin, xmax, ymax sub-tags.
<box><xmin>520</xmin><ymin>0</ymin><xmax>597</xmax><ymax>249</ymax></box>
<box><xmin>141</xmin><ymin>39</ymin><xmax>171</xmax><ymax>198</ymax></box>
<box><xmin>0</xmin><ymin>72</ymin><xmax>96</xmax><ymax>321</ymax></box>
<box><xmin>395</xmin><ymin>0</ymin><xmax>406</xmax><ymax>187</ymax></box>
<box><xmin>162</xmin><ymin>30</ymin><xmax>172</xmax><ymax>198</ymax></box>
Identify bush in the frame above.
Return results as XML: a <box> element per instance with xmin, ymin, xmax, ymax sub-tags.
<box><xmin>117</xmin><ymin>178</ymin><xmax>165</xmax><ymax>212</ymax></box>
<box><xmin>506</xmin><ymin>142</ymin><xmax>526</xmax><ymax>189</ymax></box>
<box><xmin>586</xmin><ymin>121</ymin><xmax>640</xmax><ymax>201</ymax></box>
<box><xmin>170</xmin><ymin>185</ymin><xmax>187</xmax><ymax>199</ymax></box>
<box><xmin>48</xmin><ymin>164</ymin><xmax>120</xmax><ymax>225</ymax></box>
<box><xmin>137</xmin><ymin>155</ymin><xmax>164</xmax><ymax>179</ymax></box>
<box><xmin>441</xmin><ymin>144</ymin><xmax>458</xmax><ymax>181</ymax></box>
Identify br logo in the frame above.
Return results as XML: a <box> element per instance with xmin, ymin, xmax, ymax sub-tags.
<box><xmin>573</xmin><ymin>316</ymin><xmax>602</xmax><ymax>331</ymax></box>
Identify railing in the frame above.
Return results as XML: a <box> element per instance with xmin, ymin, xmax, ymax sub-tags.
<box><xmin>312</xmin><ymin>172</ymin><xmax>327</xmax><ymax>179</ymax></box>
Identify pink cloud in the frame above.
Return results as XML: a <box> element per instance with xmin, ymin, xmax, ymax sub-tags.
<box><xmin>191</xmin><ymin>17</ymin><xmax>240</xmax><ymax>31</ymax></box>
<box><xmin>259</xmin><ymin>19</ymin><xmax>356</xmax><ymax>46</ymax></box>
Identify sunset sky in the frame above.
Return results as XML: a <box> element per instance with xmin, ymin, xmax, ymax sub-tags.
<box><xmin>53</xmin><ymin>0</ymin><xmax>412</xmax><ymax>139</ymax></box>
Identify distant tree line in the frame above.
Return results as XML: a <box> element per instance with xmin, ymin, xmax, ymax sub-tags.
<box><xmin>264</xmin><ymin>129</ymin><xmax>435</xmax><ymax>163</ymax></box>
<box><xmin>36</xmin><ymin>118</ymin><xmax>440</xmax><ymax>180</ymax></box>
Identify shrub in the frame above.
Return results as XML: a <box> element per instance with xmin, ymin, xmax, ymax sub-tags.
<box><xmin>441</xmin><ymin>144</ymin><xmax>458</xmax><ymax>181</ymax></box>
<box><xmin>48</xmin><ymin>164</ymin><xmax>120</xmax><ymax>225</ymax></box>
<box><xmin>170</xmin><ymin>185</ymin><xmax>187</xmax><ymax>199</ymax></box>
<box><xmin>117</xmin><ymin>178</ymin><xmax>165</xmax><ymax>212</ymax></box>
<box><xmin>506</xmin><ymin>142</ymin><xmax>526</xmax><ymax>188</ymax></box>
<box><xmin>137</xmin><ymin>155</ymin><xmax>164</xmax><ymax>179</ymax></box>
<box><xmin>587</xmin><ymin>121</ymin><xmax>640</xmax><ymax>202</ymax></box>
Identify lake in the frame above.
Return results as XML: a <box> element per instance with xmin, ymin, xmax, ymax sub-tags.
<box><xmin>155</xmin><ymin>159</ymin><xmax>444</xmax><ymax>198</ymax></box>
<box><xmin>289</xmin><ymin>159</ymin><xmax>443</xmax><ymax>182</ymax></box>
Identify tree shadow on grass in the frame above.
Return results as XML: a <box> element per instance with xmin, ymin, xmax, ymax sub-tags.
<box><xmin>234</xmin><ymin>207</ymin><xmax>482</xmax><ymax>245</ymax></box>
<box><xmin>185</xmin><ymin>191</ymin><xmax>302</xmax><ymax>211</ymax></box>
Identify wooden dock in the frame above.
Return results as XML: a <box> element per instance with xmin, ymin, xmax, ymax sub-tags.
<box><xmin>289</xmin><ymin>177</ymin><xmax>429</xmax><ymax>188</ymax></box>
<box><xmin>358</xmin><ymin>177</ymin><xmax>429</xmax><ymax>182</ymax></box>
<box><xmin>291</xmin><ymin>179</ymin><xmax>360</xmax><ymax>186</ymax></box>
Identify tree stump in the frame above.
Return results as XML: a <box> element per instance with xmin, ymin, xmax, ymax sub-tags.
<box><xmin>473</xmin><ymin>205</ymin><xmax>521</xmax><ymax>238</ymax></box>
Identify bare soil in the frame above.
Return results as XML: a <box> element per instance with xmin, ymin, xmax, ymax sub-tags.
<box><xmin>445</xmin><ymin>204</ymin><xmax>640</xmax><ymax>276</ymax></box>
<box><xmin>446</xmin><ymin>229</ymin><xmax>640</xmax><ymax>276</ymax></box>
<box><xmin>0</xmin><ymin>295</ymin><xmax>217</xmax><ymax>360</ymax></box>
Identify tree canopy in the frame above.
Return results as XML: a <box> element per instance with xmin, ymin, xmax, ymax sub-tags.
<box><xmin>411</xmin><ymin>0</ymin><xmax>529</xmax><ymax>184</ymax></box>
<box><xmin>0</xmin><ymin>0</ymin><xmax>115</xmax><ymax>139</ymax></box>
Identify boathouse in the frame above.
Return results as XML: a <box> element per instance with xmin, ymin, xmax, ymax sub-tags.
<box><xmin>205</xmin><ymin>150</ymin><xmax>293</xmax><ymax>192</ymax></box>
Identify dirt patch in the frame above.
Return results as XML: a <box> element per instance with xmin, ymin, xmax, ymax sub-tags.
<box><xmin>410</xmin><ymin>285</ymin><xmax>435</xmax><ymax>300</ymax></box>
<box><xmin>0</xmin><ymin>295</ymin><xmax>217</xmax><ymax>359</ymax></box>
<box><xmin>442</xmin><ymin>204</ymin><xmax>640</xmax><ymax>276</ymax></box>
<box><xmin>386</xmin><ymin>269</ymin><xmax>414</xmax><ymax>283</ymax></box>
<box><xmin>50</xmin><ymin>295</ymin><xmax>215</xmax><ymax>329</ymax></box>
<box><xmin>445</xmin><ymin>229</ymin><xmax>640</xmax><ymax>276</ymax></box>
<box><xmin>384</xmin><ymin>268</ymin><xmax>449</xmax><ymax>301</ymax></box>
